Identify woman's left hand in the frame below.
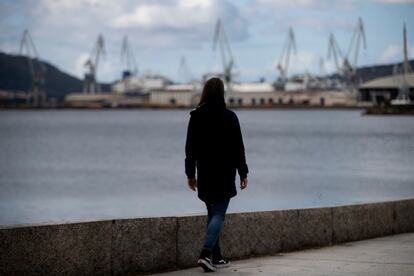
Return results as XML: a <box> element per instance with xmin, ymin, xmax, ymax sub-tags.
<box><xmin>187</xmin><ymin>178</ymin><xmax>197</xmax><ymax>191</ymax></box>
<box><xmin>240</xmin><ymin>177</ymin><xmax>248</xmax><ymax>190</ymax></box>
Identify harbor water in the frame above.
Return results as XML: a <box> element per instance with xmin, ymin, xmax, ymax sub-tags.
<box><xmin>1</xmin><ymin>109</ymin><xmax>414</xmax><ymax>225</ymax></box>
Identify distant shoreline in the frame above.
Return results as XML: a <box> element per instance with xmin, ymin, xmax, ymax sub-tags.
<box><xmin>0</xmin><ymin>105</ymin><xmax>366</xmax><ymax>111</ymax></box>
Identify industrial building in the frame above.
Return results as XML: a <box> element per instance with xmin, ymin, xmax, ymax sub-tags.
<box><xmin>360</xmin><ymin>24</ymin><xmax>413</xmax><ymax>106</ymax></box>
<box><xmin>112</xmin><ymin>74</ymin><xmax>172</xmax><ymax>94</ymax></box>
<box><xmin>60</xmin><ymin>19</ymin><xmax>409</xmax><ymax>110</ymax></box>
<box><xmin>149</xmin><ymin>84</ymin><xmax>200</xmax><ymax>107</ymax></box>
<box><xmin>359</xmin><ymin>74</ymin><xmax>414</xmax><ymax>105</ymax></box>
<box><xmin>146</xmin><ymin>81</ymin><xmax>357</xmax><ymax>108</ymax></box>
<box><xmin>225</xmin><ymin>89</ymin><xmax>355</xmax><ymax>107</ymax></box>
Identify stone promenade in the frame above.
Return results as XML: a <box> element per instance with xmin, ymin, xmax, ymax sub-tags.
<box><xmin>154</xmin><ymin>233</ymin><xmax>414</xmax><ymax>275</ymax></box>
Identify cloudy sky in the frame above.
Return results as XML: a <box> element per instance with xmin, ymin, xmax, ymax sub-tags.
<box><xmin>1</xmin><ymin>0</ymin><xmax>413</xmax><ymax>83</ymax></box>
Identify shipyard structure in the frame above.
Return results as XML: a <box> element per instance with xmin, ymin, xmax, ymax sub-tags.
<box><xmin>1</xmin><ymin>19</ymin><xmax>412</xmax><ymax>110</ymax></box>
<box><xmin>64</xmin><ymin>19</ymin><xmax>370</xmax><ymax>109</ymax></box>
<box><xmin>65</xmin><ymin>74</ymin><xmax>357</xmax><ymax>108</ymax></box>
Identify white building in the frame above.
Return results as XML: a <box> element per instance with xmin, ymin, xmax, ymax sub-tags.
<box><xmin>227</xmin><ymin>82</ymin><xmax>355</xmax><ymax>107</ymax></box>
<box><xmin>149</xmin><ymin>83</ymin><xmax>201</xmax><ymax>107</ymax></box>
<box><xmin>112</xmin><ymin>74</ymin><xmax>172</xmax><ymax>94</ymax></box>
<box><xmin>227</xmin><ymin>82</ymin><xmax>276</xmax><ymax>106</ymax></box>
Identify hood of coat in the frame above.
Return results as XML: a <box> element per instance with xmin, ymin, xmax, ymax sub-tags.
<box><xmin>190</xmin><ymin>101</ymin><xmax>226</xmax><ymax>116</ymax></box>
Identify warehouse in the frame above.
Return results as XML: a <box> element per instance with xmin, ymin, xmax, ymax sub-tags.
<box><xmin>359</xmin><ymin>74</ymin><xmax>414</xmax><ymax>104</ymax></box>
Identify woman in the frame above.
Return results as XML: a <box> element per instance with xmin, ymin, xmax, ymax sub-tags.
<box><xmin>185</xmin><ymin>77</ymin><xmax>249</xmax><ymax>272</ymax></box>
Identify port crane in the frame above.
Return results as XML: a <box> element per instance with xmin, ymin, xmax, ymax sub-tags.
<box><xmin>327</xmin><ymin>33</ymin><xmax>345</xmax><ymax>74</ymax></box>
<box><xmin>328</xmin><ymin>17</ymin><xmax>366</xmax><ymax>91</ymax></box>
<box><xmin>83</xmin><ymin>34</ymin><xmax>105</xmax><ymax>94</ymax></box>
<box><xmin>19</xmin><ymin>29</ymin><xmax>46</xmax><ymax>107</ymax></box>
<box><xmin>402</xmin><ymin>23</ymin><xmax>413</xmax><ymax>75</ymax></box>
<box><xmin>392</xmin><ymin>23</ymin><xmax>413</xmax><ymax>105</ymax></box>
<box><xmin>178</xmin><ymin>56</ymin><xmax>192</xmax><ymax>84</ymax></box>
<box><xmin>120</xmin><ymin>35</ymin><xmax>137</xmax><ymax>78</ymax></box>
<box><xmin>213</xmin><ymin>19</ymin><xmax>235</xmax><ymax>83</ymax></box>
<box><xmin>276</xmin><ymin>27</ymin><xmax>296</xmax><ymax>88</ymax></box>
<box><xmin>345</xmin><ymin>17</ymin><xmax>367</xmax><ymax>87</ymax></box>
<box><xmin>319</xmin><ymin>57</ymin><xmax>326</xmax><ymax>76</ymax></box>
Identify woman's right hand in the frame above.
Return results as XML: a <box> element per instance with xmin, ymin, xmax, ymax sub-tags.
<box><xmin>240</xmin><ymin>178</ymin><xmax>248</xmax><ymax>190</ymax></box>
<box><xmin>187</xmin><ymin>178</ymin><xmax>197</xmax><ymax>191</ymax></box>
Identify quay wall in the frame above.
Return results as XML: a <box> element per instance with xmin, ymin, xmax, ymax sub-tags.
<box><xmin>1</xmin><ymin>199</ymin><xmax>413</xmax><ymax>275</ymax></box>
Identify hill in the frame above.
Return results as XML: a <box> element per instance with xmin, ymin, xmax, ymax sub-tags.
<box><xmin>1</xmin><ymin>52</ymin><xmax>413</xmax><ymax>102</ymax></box>
<box><xmin>0</xmin><ymin>52</ymin><xmax>111</xmax><ymax>101</ymax></box>
<box><xmin>354</xmin><ymin>60</ymin><xmax>414</xmax><ymax>82</ymax></box>
<box><xmin>327</xmin><ymin>60</ymin><xmax>414</xmax><ymax>82</ymax></box>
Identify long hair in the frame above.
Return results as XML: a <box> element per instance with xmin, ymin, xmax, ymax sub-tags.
<box><xmin>198</xmin><ymin>77</ymin><xmax>225</xmax><ymax>106</ymax></box>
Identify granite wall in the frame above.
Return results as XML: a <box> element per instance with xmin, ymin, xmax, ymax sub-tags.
<box><xmin>1</xmin><ymin>198</ymin><xmax>413</xmax><ymax>275</ymax></box>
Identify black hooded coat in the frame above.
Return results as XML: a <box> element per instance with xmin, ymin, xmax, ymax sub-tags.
<box><xmin>185</xmin><ymin>101</ymin><xmax>249</xmax><ymax>202</ymax></box>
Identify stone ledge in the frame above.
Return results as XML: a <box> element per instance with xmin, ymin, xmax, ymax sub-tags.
<box><xmin>0</xmin><ymin>199</ymin><xmax>413</xmax><ymax>275</ymax></box>
<box><xmin>111</xmin><ymin>217</ymin><xmax>177</xmax><ymax>275</ymax></box>
<box><xmin>393</xmin><ymin>199</ymin><xmax>414</xmax><ymax>234</ymax></box>
<box><xmin>332</xmin><ymin>202</ymin><xmax>394</xmax><ymax>243</ymax></box>
<box><xmin>0</xmin><ymin>220</ymin><xmax>112</xmax><ymax>275</ymax></box>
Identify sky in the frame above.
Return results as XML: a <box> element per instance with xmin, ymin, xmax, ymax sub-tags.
<box><xmin>0</xmin><ymin>0</ymin><xmax>414</xmax><ymax>83</ymax></box>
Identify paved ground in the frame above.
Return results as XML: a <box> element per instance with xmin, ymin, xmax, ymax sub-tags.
<box><xmin>154</xmin><ymin>233</ymin><xmax>414</xmax><ymax>275</ymax></box>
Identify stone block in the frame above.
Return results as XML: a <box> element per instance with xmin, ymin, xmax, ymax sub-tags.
<box><xmin>176</xmin><ymin>211</ymin><xmax>284</xmax><ymax>266</ymax></box>
<box><xmin>176</xmin><ymin>215</ymin><xmax>205</xmax><ymax>267</ymax></box>
<box><xmin>279</xmin><ymin>209</ymin><xmax>300</xmax><ymax>251</ymax></box>
<box><xmin>277</xmin><ymin>208</ymin><xmax>332</xmax><ymax>252</ymax></box>
<box><xmin>332</xmin><ymin>202</ymin><xmax>393</xmax><ymax>243</ymax></box>
<box><xmin>222</xmin><ymin>211</ymin><xmax>282</xmax><ymax>259</ymax></box>
<box><xmin>111</xmin><ymin>217</ymin><xmax>177</xmax><ymax>275</ymax></box>
<box><xmin>297</xmin><ymin>207</ymin><xmax>332</xmax><ymax>249</ymax></box>
<box><xmin>393</xmin><ymin>199</ymin><xmax>414</xmax><ymax>234</ymax></box>
<box><xmin>0</xmin><ymin>220</ymin><xmax>112</xmax><ymax>275</ymax></box>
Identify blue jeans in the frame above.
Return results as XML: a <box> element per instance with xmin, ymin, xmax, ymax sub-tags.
<box><xmin>202</xmin><ymin>199</ymin><xmax>230</xmax><ymax>257</ymax></box>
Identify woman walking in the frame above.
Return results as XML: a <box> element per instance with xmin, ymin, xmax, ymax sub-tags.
<box><xmin>185</xmin><ymin>77</ymin><xmax>249</xmax><ymax>272</ymax></box>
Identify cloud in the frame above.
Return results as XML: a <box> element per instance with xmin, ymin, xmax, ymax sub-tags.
<box><xmin>9</xmin><ymin>0</ymin><xmax>248</xmax><ymax>81</ymax></box>
<box><xmin>110</xmin><ymin>0</ymin><xmax>248</xmax><ymax>44</ymax></box>
<box><xmin>380</xmin><ymin>44</ymin><xmax>401</xmax><ymax>62</ymax></box>
<box><xmin>34</xmin><ymin>0</ymin><xmax>247</xmax><ymax>47</ymax></box>
<box><xmin>269</xmin><ymin>0</ymin><xmax>414</xmax><ymax>9</ymax></box>
<box><xmin>74</xmin><ymin>53</ymin><xmax>89</xmax><ymax>80</ymax></box>
<box><xmin>248</xmin><ymin>0</ymin><xmax>357</xmax><ymax>12</ymax></box>
<box><xmin>256</xmin><ymin>0</ymin><xmax>319</xmax><ymax>9</ymax></box>
<box><xmin>1</xmin><ymin>0</ymin><xmax>411</xmax><ymax>83</ymax></box>
<box><xmin>293</xmin><ymin>17</ymin><xmax>354</xmax><ymax>33</ymax></box>
<box><xmin>112</xmin><ymin>0</ymin><xmax>214</xmax><ymax>29</ymax></box>
<box><xmin>270</xmin><ymin>50</ymin><xmax>318</xmax><ymax>77</ymax></box>
<box><xmin>379</xmin><ymin>43</ymin><xmax>414</xmax><ymax>65</ymax></box>
<box><xmin>289</xmin><ymin>50</ymin><xmax>319</xmax><ymax>75</ymax></box>
<box><xmin>241</xmin><ymin>0</ymin><xmax>358</xmax><ymax>36</ymax></box>
<box><xmin>323</xmin><ymin>59</ymin><xmax>337</xmax><ymax>74</ymax></box>
<box><xmin>373</xmin><ymin>0</ymin><xmax>414</xmax><ymax>3</ymax></box>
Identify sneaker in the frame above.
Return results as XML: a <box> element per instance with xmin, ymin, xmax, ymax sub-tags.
<box><xmin>198</xmin><ymin>249</ymin><xmax>216</xmax><ymax>272</ymax></box>
<box><xmin>213</xmin><ymin>258</ymin><xmax>230</xmax><ymax>268</ymax></box>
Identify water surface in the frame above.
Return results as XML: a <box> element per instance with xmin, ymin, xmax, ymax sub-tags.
<box><xmin>1</xmin><ymin>109</ymin><xmax>413</xmax><ymax>225</ymax></box>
